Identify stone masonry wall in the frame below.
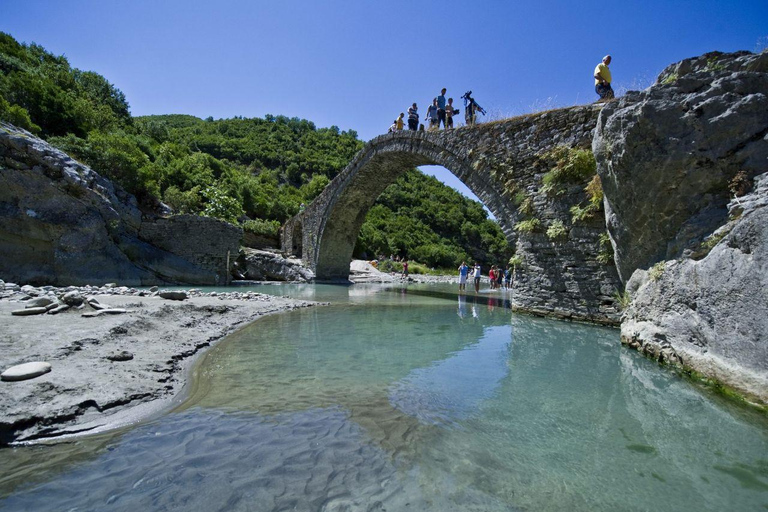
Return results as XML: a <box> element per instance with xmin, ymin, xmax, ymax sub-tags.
<box><xmin>284</xmin><ymin>105</ymin><xmax>622</xmax><ymax>324</ymax></box>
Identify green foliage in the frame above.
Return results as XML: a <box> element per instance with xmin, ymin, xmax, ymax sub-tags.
<box><xmin>649</xmin><ymin>261</ymin><xmax>666</xmax><ymax>281</ymax></box>
<box><xmin>508</xmin><ymin>254</ymin><xmax>524</xmax><ymax>268</ymax></box>
<box><xmin>539</xmin><ymin>146</ymin><xmax>597</xmax><ymax>196</ymax></box>
<box><xmin>514</xmin><ymin>218</ymin><xmax>541</xmax><ymax>233</ymax></box>
<box><xmin>660</xmin><ymin>72</ymin><xmax>679</xmax><ymax>85</ymax></box>
<box><xmin>613</xmin><ymin>289</ymin><xmax>631</xmax><ymax>310</ymax></box>
<box><xmin>517</xmin><ymin>196</ymin><xmax>534</xmax><ymax>215</ymax></box>
<box><xmin>597</xmin><ymin>232</ymin><xmax>615</xmax><ymax>265</ymax></box>
<box><xmin>354</xmin><ymin>170</ymin><xmax>511</xmax><ymax>268</ymax></box>
<box><xmin>201</xmin><ymin>186</ymin><xmax>244</xmax><ymax>224</ymax></box>
<box><xmin>0</xmin><ymin>32</ymin><xmax>131</xmax><ymax>137</ymax></box>
<box><xmin>0</xmin><ymin>96</ymin><xmax>40</xmax><ymax>134</ymax></box>
<box><xmin>242</xmin><ymin>218</ymin><xmax>281</xmax><ymax>237</ymax></box>
<box><xmin>570</xmin><ymin>175</ymin><xmax>604</xmax><ymax>224</ymax></box>
<box><xmin>163</xmin><ymin>185</ymin><xmax>202</xmax><ymax>214</ymax></box>
<box><xmin>513</xmin><ymin>190</ymin><xmax>526</xmax><ymax>206</ymax></box>
<box><xmin>546</xmin><ymin>219</ymin><xmax>568</xmax><ymax>240</ymax></box>
<box><xmin>1</xmin><ymin>32</ymin><xmax>512</xmax><ymax>262</ymax></box>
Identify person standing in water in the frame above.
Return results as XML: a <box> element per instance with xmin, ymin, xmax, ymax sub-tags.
<box><xmin>458</xmin><ymin>261</ymin><xmax>469</xmax><ymax>291</ymax></box>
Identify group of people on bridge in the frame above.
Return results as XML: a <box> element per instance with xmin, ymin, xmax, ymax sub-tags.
<box><xmin>388</xmin><ymin>55</ymin><xmax>615</xmax><ymax>133</ymax></box>
<box><xmin>389</xmin><ymin>88</ymin><xmax>485</xmax><ymax>133</ymax></box>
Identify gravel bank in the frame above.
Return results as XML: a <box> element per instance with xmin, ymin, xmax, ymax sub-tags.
<box><xmin>0</xmin><ymin>282</ymin><xmax>322</xmax><ymax>445</ymax></box>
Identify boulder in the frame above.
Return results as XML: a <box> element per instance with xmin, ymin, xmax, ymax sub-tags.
<box><xmin>159</xmin><ymin>291</ymin><xmax>187</xmax><ymax>301</ymax></box>
<box><xmin>594</xmin><ymin>51</ymin><xmax>768</xmax><ymax>282</ymax></box>
<box><xmin>235</xmin><ymin>248</ymin><xmax>315</xmax><ymax>282</ymax></box>
<box><xmin>1</xmin><ymin>362</ymin><xmax>52</xmax><ymax>382</ymax></box>
<box><xmin>25</xmin><ymin>297</ymin><xmax>54</xmax><ymax>308</ymax></box>
<box><xmin>47</xmin><ymin>304</ymin><xmax>71</xmax><ymax>315</ymax></box>
<box><xmin>106</xmin><ymin>351</ymin><xmax>134</xmax><ymax>362</ymax></box>
<box><xmin>621</xmin><ymin>173</ymin><xmax>768</xmax><ymax>404</ymax></box>
<box><xmin>61</xmin><ymin>291</ymin><xmax>84</xmax><ymax>306</ymax></box>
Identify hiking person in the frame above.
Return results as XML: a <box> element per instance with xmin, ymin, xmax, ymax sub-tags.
<box><xmin>425</xmin><ymin>98</ymin><xmax>439</xmax><ymax>131</ymax></box>
<box><xmin>407</xmin><ymin>103</ymin><xmax>419</xmax><ymax>131</ymax></box>
<box><xmin>473</xmin><ymin>263</ymin><xmax>482</xmax><ymax>293</ymax></box>
<box><xmin>462</xmin><ymin>91</ymin><xmax>485</xmax><ymax>126</ymax></box>
<box><xmin>594</xmin><ymin>55</ymin><xmax>614</xmax><ymax>100</ymax></box>
<box><xmin>437</xmin><ymin>88</ymin><xmax>447</xmax><ymax>129</ymax></box>
<box><xmin>396</xmin><ymin>112</ymin><xmax>405</xmax><ymax>131</ymax></box>
<box><xmin>458</xmin><ymin>261</ymin><xmax>469</xmax><ymax>291</ymax></box>
<box><xmin>445</xmin><ymin>98</ymin><xmax>458</xmax><ymax>129</ymax></box>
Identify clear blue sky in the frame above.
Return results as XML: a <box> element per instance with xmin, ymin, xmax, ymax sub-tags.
<box><xmin>3</xmin><ymin>0</ymin><xmax>766</xmax><ymax>205</ymax></box>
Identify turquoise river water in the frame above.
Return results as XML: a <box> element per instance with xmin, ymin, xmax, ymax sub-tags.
<box><xmin>0</xmin><ymin>283</ymin><xmax>766</xmax><ymax>511</ymax></box>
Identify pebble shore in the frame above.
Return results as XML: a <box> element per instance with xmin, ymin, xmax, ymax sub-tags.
<box><xmin>0</xmin><ymin>279</ymin><xmax>322</xmax><ymax>445</ymax></box>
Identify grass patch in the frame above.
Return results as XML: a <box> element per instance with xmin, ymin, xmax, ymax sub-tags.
<box><xmin>660</xmin><ymin>72</ymin><xmax>679</xmax><ymax>85</ymax></box>
<box><xmin>539</xmin><ymin>146</ymin><xmax>597</xmax><ymax>197</ymax></box>
<box><xmin>546</xmin><ymin>220</ymin><xmax>568</xmax><ymax>240</ymax></box>
<box><xmin>596</xmin><ymin>232</ymin><xmax>614</xmax><ymax>265</ymax></box>
<box><xmin>613</xmin><ymin>289</ymin><xmax>631</xmax><ymax>310</ymax></box>
<box><xmin>517</xmin><ymin>196</ymin><xmax>534</xmax><ymax>215</ymax></box>
<box><xmin>514</xmin><ymin>218</ymin><xmax>541</xmax><ymax>233</ymax></box>
<box><xmin>648</xmin><ymin>261</ymin><xmax>665</xmax><ymax>281</ymax></box>
<box><xmin>242</xmin><ymin>218</ymin><xmax>281</xmax><ymax>237</ymax></box>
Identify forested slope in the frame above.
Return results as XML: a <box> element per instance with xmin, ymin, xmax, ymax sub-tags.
<box><xmin>0</xmin><ymin>32</ymin><xmax>509</xmax><ymax>268</ymax></box>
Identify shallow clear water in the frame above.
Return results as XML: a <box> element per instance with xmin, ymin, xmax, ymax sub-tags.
<box><xmin>1</xmin><ymin>284</ymin><xmax>767</xmax><ymax>511</ymax></box>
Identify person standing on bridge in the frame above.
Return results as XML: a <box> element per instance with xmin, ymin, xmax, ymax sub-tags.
<box><xmin>407</xmin><ymin>103</ymin><xmax>419</xmax><ymax>131</ymax></box>
<box><xmin>445</xmin><ymin>98</ymin><xmax>458</xmax><ymax>129</ymax></box>
<box><xmin>437</xmin><ymin>88</ymin><xmax>447</xmax><ymax>129</ymax></box>
<box><xmin>425</xmin><ymin>98</ymin><xmax>439</xmax><ymax>131</ymax></box>
<box><xmin>594</xmin><ymin>55</ymin><xmax>614</xmax><ymax>100</ymax></box>
<box><xmin>396</xmin><ymin>113</ymin><xmax>405</xmax><ymax>131</ymax></box>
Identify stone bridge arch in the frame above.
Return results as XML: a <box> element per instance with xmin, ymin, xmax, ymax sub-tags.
<box><xmin>282</xmin><ymin>104</ymin><xmax>622</xmax><ymax>323</ymax></box>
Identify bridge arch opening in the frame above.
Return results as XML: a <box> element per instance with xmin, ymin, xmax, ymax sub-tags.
<box><xmin>307</xmin><ymin>133</ymin><xmax>517</xmax><ymax>280</ymax></box>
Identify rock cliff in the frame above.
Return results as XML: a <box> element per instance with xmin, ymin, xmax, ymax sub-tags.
<box><xmin>621</xmin><ymin>173</ymin><xmax>768</xmax><ymax>404</ymax></box>
<box><xmin>0</xmin><ymin>123</ymin><xmax>241</xmax><ymax>286</ymax></box>
<box><xmin>594</xmin><ymin>50</ymin><xmax>768</xmax><ymax>283</ymax></box>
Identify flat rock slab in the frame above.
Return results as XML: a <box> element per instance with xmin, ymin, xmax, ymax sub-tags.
<box><xmin>2</xmin><ymin>362</ymin><xmax>52</xmax><ymax>382</ymax></box>
<box><xmin>11</xmin><ymin>307</ymin><xmax>48</xmax><ymax>316</ymax></box>
<box><xmin>81</xmin><ymin>308</ymin><xmax>128</xmax><ymax>318</ymax></box>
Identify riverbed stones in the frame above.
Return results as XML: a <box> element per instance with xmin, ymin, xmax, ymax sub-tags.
<box><xmin>25</xmin><ymin>297</ymin><xmax>54</xmax><ymax>308</ymax></box>
<box><xmin>82</xmin><ymin>308</ymin><xmax>128</xmax><ymax>317</ymax></box>
<box><xmin>62</xmin><ymin>291</ymin><xmax>85</xmax><ymax>306</ymax></box>
<box><xmin>1</xmin><ymin>362</ymin><xmax>52</xmax><ymax>382</ymax></box>
<box><xmin>47</xmin><ymin>304</ymin><xmax>71</xmax><ymax>315</ymax></box>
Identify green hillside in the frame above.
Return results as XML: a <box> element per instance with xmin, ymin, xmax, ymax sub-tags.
<box><xmin>0</xmin><ymin>32</ymin><xmax>510</xmax><ymax>268</ymax></box>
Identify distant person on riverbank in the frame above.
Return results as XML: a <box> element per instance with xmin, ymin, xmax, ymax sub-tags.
<box><xmin>594</xmin><ymin>55</ymin><xmax>614</xmax><ymax>100</ymax></box>
<box><xmin>402</xmin><ymin>258</ymin><xmax>409</xmax><ymax>278</ymax></box>
<box><xmin>504</xmin><ymin>266</ymin><xmax>511</xmax><ymax>289</ymax></box>
<box><xmin>496</xmin><ymin>266</ymin><xmax>503</xmax><ymax>289</ymax></box>
<box><xmin>445</xmin><ymin>98</ymin><xmax>458</xmax><ymax>129</ymax></box>
<box><xmin>473</xmin><ymin>263</ymin><xmax>482</xmax><ymax>293</ymax></box>
<box><xmin>408</xmin><ymin>103</ymin><xmax>419</xmax><ymax>131</ymax></box>
<box><xmin>396</xmin><ymin>113</ymin><xmax>405</xmax><ymax>131</ymax></box>
<box><xmin>437</xmin><ymin>88</ymin><xmax>447</xmax><ymax>129</ymax></box>
<box><xmin>489</xmin><ymin>266</ymin><xmax>496</xmax><ymax>290</ymax></box>
<box><xmin>458</xmin><ymin>261</ymin><xmax>469</xmax><ymax>291</ymax></box>
<box><xmin>425</xmin><ymin>98</ymin><xmax>439</xmax><ymax>131</ymax></box>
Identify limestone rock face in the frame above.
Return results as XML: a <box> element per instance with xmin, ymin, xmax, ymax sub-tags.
<box><xmin>621</xmin><ymin>173</ymin><xmax>768</xmax><ymax>404</ymax></box>
<box><xmin>237</xmin><ymin>248</ymin><xmax>314</xmax><ymax>282</ymax></box>
<box><xmin>0</xmin><ymin>123</ymin><xmax>241</xmax><ymax>286</ymax></box>
<box><xmin>594</xmin><ymin>50</ymin><xmax>768</xmax><ymax>283</ymax></box>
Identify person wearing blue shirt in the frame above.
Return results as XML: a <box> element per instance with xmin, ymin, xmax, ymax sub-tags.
<box><xmin>437</xmin><ymin>88</ymin><xmax>447</xmax><ymax>129</ymax></box>
<box><xmin>458</xmin><ymin>261</ymin><xmax>469</xmax><ymax>291</ymax></box>
<box><xmin>425</xmin><ymin>98</ymin><xmax>439</xmax><ymax>131</ymax></box>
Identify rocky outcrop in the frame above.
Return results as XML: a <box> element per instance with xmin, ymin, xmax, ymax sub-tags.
<box><xmin>621</xmin><ymin>173</ymin><xmax>768</xmax><ymax>404</ymax></box>
<box><xmin>235</xmin><ymin>248</ymin><xmax>314</xmax><ymax>282</ymax></box>
<box><xmin>594</xmin><ymin>50</ymin><xmax>768</xmax><ymax>283</ymax></box>
<box><xmin>0</xmin><ymin>123</ymin><xmax>242</xmax><ymax>285</ymax></box>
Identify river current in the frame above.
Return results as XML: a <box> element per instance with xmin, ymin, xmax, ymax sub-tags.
<box><xmin>1</xmin><ymin>283</ymin><xmax>766</xmax><ymax>511</ymax></box>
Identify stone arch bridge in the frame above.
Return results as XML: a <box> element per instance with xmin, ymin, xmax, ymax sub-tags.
<box><xmin>282</xmin><ymin>104</ymin><xmax>621</xmax><ymax>323</ymax></box>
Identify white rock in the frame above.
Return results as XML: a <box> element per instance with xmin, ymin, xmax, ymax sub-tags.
<box><xmin>1</xmin><ymin>362</ymin><xmax>52</xmax><ymax>381</ymax></box>
<box><xmin>12</xmin><ymin>307</ymin><xmax>48</xmax><ymax>316</ymax></box>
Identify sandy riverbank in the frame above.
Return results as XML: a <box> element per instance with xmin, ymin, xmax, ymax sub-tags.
<box><xmin>0</xmin><ymin>283</ymin><xmax>321</xmax><ymax>445</ymax></box>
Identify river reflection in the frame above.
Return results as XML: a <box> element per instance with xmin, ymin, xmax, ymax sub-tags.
<box><xmin>0</xmin><ymin>284</ymin><xmax>766</xmax><ymax>511</ymax></box>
